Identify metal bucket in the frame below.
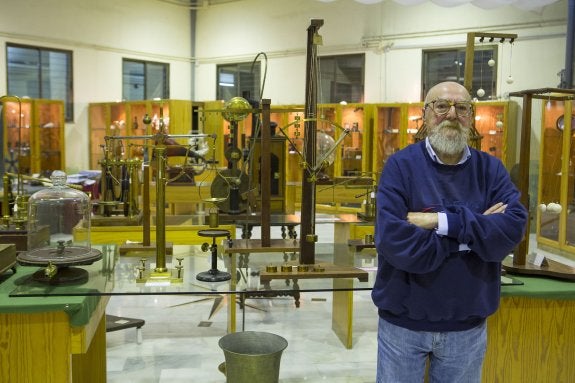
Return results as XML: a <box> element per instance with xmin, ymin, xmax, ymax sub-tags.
<box><xmin>219</xmin><ymin>331</ymin><xmax>288</xmax><ymax>383</ymax></box>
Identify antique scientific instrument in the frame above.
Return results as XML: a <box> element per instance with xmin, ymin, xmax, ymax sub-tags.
<box><xmin>16</xmin><ymin>170</ymin><xmax>102</xmax><ymax>284</ymax></box>
<box><xmin>93</xmin><ymin>106</ymin><xmax>209</xmax><ymax>226</ymax></box>
<box><xmin>115</xmin><ymin>107</ymin><xmax>217</xmax><ymax>283</ymax></box>
<box><xmin>197</xmin><ymin>228</ymin><xmax>232</xmax><ymax>282</ymax></box>
<box><xmin>222</xmin><ymin>20</ymin><xmax>368</xmax><ymax>284</ymax></box>
<box><xmin>210</xmin><ymin>96</ymin><xmax>252</xmax><ymax>215</ymax></box>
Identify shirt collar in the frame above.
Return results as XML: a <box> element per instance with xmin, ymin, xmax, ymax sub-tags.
<box><xmin>425</xmin><ymin>137</ymin><xmax>471</xmax><ymax>165</ymax></box>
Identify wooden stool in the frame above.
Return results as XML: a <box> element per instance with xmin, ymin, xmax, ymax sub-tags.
<box><xmin>106</xmin><ymin>314</ymin><xmax>145</xmax><ymax>344</ymax></box>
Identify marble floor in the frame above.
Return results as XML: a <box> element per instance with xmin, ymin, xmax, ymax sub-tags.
<box><xmin>104</xmin><ymin>225</ymin><xmax>575</xmax><ymax>383</ymax></box>
<box><xmin>105</xmin><ymin>223</ymin><xmax>379</xmax><ymax>383</ymax></box>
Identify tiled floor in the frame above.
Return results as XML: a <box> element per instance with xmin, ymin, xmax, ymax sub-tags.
<box><xmin>105</xmin><ymin>225</ymin><xmax>575</xmax><ymax>383</ymax></box>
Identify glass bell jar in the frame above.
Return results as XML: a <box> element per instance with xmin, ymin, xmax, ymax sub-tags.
<box><xmin>17</xmin><ymin>170</ymin><xmax>101</xmax><ymax>283</ymax></box>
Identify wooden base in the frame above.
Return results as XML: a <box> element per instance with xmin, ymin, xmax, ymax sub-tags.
<box><xmin>119</xmin><ymin>242</ymin><xmax>174</xmax><ymax>255</ymax></box>
<box><xmin>91</xmin><ymin>211</ymin><xmax>143</xmax><ymax>227</ymax></box>
<box><xmin>74</xmin><ymin>224</ymin><xmax>236</xmax><ymax>246</ymax></box>
<box><xmin>0</xmin><ymin>225</ymin><xmax>50</xmax><ymax>251</ymax></box>
<box><xmin>223</xmin><ymin>238</ymin><xmax>300</xmax><ymax>254</ymax></box>
<box><xmin>502</xmin><ymin>256</ymin><xmax>575</xmax><ymax>280</ymax></box>
<box><xmin>260</xmin><ymin>262</ymin><xmax>368</xmax><ymax>282</ymax></box>
<box><xmin>347</xmin><ymin>239</ymin><xmax>375</xmax><ymax>252</ymax></box>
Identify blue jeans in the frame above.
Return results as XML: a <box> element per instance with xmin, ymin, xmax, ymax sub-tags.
<box><xmin>376</xmin><ymin>317</ymin><xmax>487</xmax><ymax>383</ymax></box>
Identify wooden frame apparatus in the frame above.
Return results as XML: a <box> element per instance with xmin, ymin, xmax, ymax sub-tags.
<box><xmin>505</xmin><ymin>88</ymin><xmax>575</xmax><ymax>280</ymax></box>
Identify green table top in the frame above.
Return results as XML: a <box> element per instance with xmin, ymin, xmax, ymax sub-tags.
<box><xmin>501</xmin><ymin>274</ymin><xmax>575</xmax><ymax>300</ymax></box>
<box><xmin>0</xmin><ymin>265</ymin><xmax>101</xmax><ymax>327</ymax></box>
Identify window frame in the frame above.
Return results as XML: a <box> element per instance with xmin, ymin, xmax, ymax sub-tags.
<box><xmin>421</xmin><ymin>45</ymin><xmax>498</xmax><ymax>101</ymax></box>
<box><xmin>6</xmin><ymin>43</ymin><xmax>74</xmax><ymax>122</ymax></box>
<box><xmin>122</xmin><ymin>58</ymin><xmax>170</xmax><ymax>101</ymax></box>
<box><xmin>216</xmin><ymin>62</ymin><xmax>261</xmax><ymax>102</ymax></box>
<box><xmin>318</xmin><ymin>53</ymin><xmax>365</xmax><ymax>104</ymax></box>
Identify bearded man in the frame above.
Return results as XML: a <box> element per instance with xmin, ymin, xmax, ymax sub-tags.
<box><xmin>371</xmin><ymin>81</ymin><xmax>527</xmax><ymax>383</ymax></box>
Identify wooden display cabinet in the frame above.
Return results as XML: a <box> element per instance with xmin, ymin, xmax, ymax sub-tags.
<box><xmin>88</xmin><ymin>102</ymin><xmax>128</xmax><ymax>169</ymax></box>
<box><xmin>372</xmin><ymin>103</ymin><xmax>424</xmax><ymax>176</ymax></box>
<box><xmin>201</xmin><ymin>100</ymin><xmax>229</xmax><ymax>168</ymax></box>
<box><xmin>338</xmin><ymin>103</ymin><xmax>374</xmax><ymax>179</ymax></box>
<box><xmin>88</xmin><ymin>100</ymin><xmax>199</xmax><ymax>169</ymax></box>
<box><xmin>2</xmin><ymin>98</ymin><xmax>65</xmax><ymax>176</ymax></box>
<box><xmin>474</xmin><ymin>100</ymin><xmax>518</xmax><ymax>171</ymax></box>
<box><xmin>372</xmin><ymin>101</ymin><xmax>517</xmax><ymax>176</ymax></box>
<box><xmin>536</xmin><ymin>99</ymin><xmax>575</xmax><ymax>256</ymax></box>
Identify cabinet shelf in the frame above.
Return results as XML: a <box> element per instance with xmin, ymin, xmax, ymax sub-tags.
<box><xmin>2</xmin><ymin>98</ymin><xmax>65</xmax><ymax>176</ymax></box>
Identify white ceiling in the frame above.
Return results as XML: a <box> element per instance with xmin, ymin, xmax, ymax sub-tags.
<box><xmin>158</xmin><ymin>0</ymin><xmax>562</xmax><ymax>12</ymax></box>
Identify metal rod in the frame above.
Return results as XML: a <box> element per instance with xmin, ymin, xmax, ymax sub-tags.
<box><xmin>260</xmin><ymin>99</ymin><xmax>271</xmax><ymax>247</ymax></box>
<box><xmin>143</xmin><ymin>164</ymin><xmax>151</xmax><ymax>246</ymax></box>
<box><xmin>154</xmin><ymin>147</ymin><xmax>167</xmax><ymax>272</ymax></box>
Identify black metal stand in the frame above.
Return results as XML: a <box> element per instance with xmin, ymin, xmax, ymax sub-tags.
<box><xmin>196</xmin><ymin>229</ymin><xmax>232</xmax><ymax>282</ymax></box>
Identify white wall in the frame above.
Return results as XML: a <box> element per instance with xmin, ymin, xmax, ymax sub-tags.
<box><xmin>0</xmin><ymin>0</ymin><xmax>568</xmax><ymax>171</ymax></box>
<box><xmin>193</xmin><ymin>0</ymin><xmax>567</xmax><ymax>177</ymax></box>
<box><xmin>0</xmin><ymin>0</ymin><xmax>193</xmax><ymax>172</ymax></box>
<box><xmin>195</xmin><ymin>0</ymin><xmax>567</xmax><ymax>103</ymax></box>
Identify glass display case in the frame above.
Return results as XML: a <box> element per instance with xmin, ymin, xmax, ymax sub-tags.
<box><xmin>372</xmin><ymin>101</ymin><xmax>517</xmax><ymax>177</ymax></box>
<box><xmin>2</xmin><ymin>98</ymin><xmax>65</xmax><ymax>176</ymax></box>
<box><xmin>339</xmin><ymin>103</ymin><xmax>373</xmax><ymax>178</ymax></box>
<box><xmin>88</xmin><ymin>100</ymin><xmax>199</xmax><ymax>169</ymax></box>
<box><xmin>537</xmin><ymin>99</ymin><xmax>575</xmax><ymax>255</ymax></box>
<box><xmin>474</xmin><ymin>100</ymin><xmax>518</xmax><ymax>170</ymax></box>
<box><xmin>372</xmin><ymin>103</ymin><xmax>423</xmax><ymax>176</ymax></box>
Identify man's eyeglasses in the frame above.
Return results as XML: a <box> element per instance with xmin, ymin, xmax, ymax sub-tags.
<box><xmin>425</xmin><ymin>99</ymin><xmax>474</xmax><ymax>117</ymax></box>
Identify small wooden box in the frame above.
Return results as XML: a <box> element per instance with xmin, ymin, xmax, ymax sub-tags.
<box><xmin>0</xmin><ymin>244</ymin><xmax>17</xmax><ymax>275</ymax></box>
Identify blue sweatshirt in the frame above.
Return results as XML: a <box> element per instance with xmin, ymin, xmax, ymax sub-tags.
<box><xmin>371</xmin><ymin>141</ymin><xmax>528</xmax><ymax>332</ymax></box>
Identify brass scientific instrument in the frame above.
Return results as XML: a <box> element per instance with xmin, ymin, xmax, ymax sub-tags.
<box><xmin>117</xmin><ymin>107</ymin><xmax>217</xmax><ymax>283</ymax></box>
<box><xmin>210</xmin><ymin>96</ymin><xmax>252</xmax><ymax>215</ymax></box>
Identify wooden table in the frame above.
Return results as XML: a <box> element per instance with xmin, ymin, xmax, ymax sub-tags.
<box><xmin>0</xmin><ymin>267</ymin><xmax>108</xmax><ymax>383</ymax></box>
<box><xmin>482</xmin><ymin>273</ymin><xmax>575</xmax><ymax>382</ymax></box>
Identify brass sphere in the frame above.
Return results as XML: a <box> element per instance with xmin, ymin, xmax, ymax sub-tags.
<box><xmin>222</xmin><ymin>97</ymin><xmax>252</xmax><ymax>122</ymax></box>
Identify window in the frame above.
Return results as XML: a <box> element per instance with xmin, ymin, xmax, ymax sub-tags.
<box><xmin>319</xmin><ymin>54</ymin><xmax>364</xmax><ymax>104</ymax></box>
<box><xmin>6</xmin><ymin>44</ymin><xmax>73</xmax><ymax>121</ymax></box>
<box><xmin>122</xmin><ymin>59</ymin><xmax>169</xmax><ymax>101</ymax></box>
<box><xmin>422</xmin><ymin>46</ymin><xmax>498</xmax><ymax>101</ymax></box>
<box><xmin>216</xmin><ymin>62</ymin><xmax>261</xmax><ymax>102</ymax></box>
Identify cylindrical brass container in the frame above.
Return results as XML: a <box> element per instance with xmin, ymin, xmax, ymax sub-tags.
<box><xmin>219</xmin><ymin>331</ymin><xmax>288</xmax><ymax>383</ymax></box>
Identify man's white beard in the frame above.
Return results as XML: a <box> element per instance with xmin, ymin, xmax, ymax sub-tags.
<box><xmin>428</xmin><ymin>120</ymin><xmax>470</xmax><ymax>156</ymax></box>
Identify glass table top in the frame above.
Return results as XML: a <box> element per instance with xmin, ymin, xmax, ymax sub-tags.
<box><xmin>8</xmin><ymin>242</ymin><xmax>377</xmax><ymax>298</ymax></box>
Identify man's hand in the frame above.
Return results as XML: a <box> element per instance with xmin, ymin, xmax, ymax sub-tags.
<box><xmin>407</xmin><ymin>212</ymin><xmax>438</xmax><ymax>230</ymax></box>
<box><xmin>407</xmin><ymin>202</ymin><xmax>507</xmax><ymax>230</ymax></box>
<box><xmin>483</xmin><ymin>202</ymin><xmax>507</xmax><ymax>215</ymax></box>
